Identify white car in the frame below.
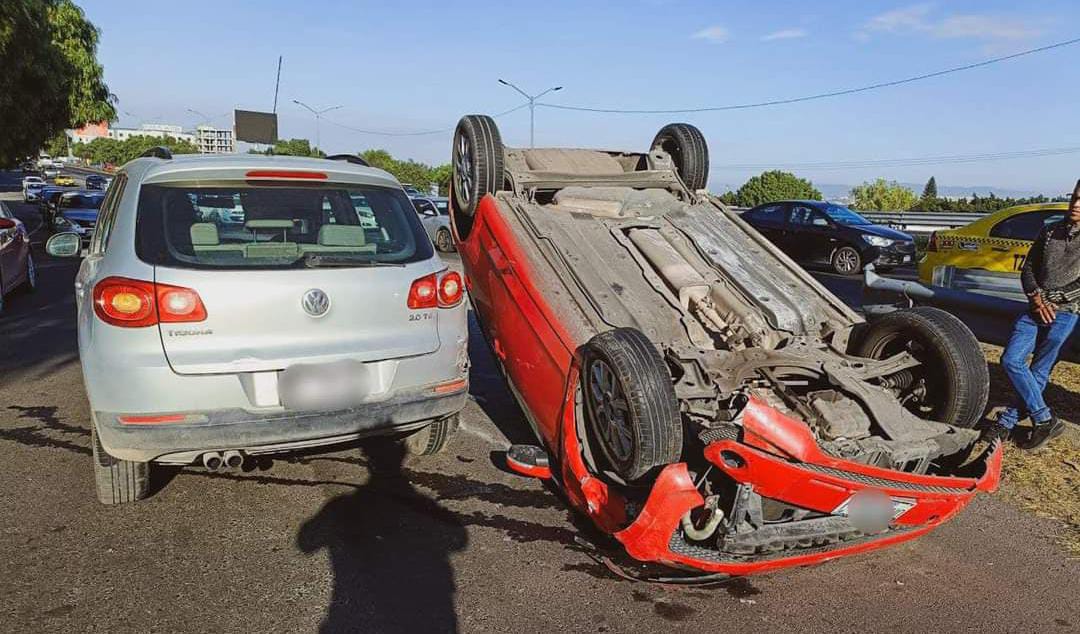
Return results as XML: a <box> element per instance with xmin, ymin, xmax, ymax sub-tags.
<box><xmin>22</xmin><ymin>175</ymin><xmax>44</xmax><ymax>197</ymax></box>
<box><xmin>413</xmin><ymin>197</ymin><xmax>454</xmax><ymax>252</ymax></box>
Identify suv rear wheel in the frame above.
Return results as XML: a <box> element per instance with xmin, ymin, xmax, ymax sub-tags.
<box><xmin>404</xmin><ymin>414</ymin><xmax>459</xmax><ymax>456</ymax></box>
<box><xmin>650</xmin><ymin>123</ymin><xmax>709</xmax><ymax>191</ymax></box>
<box><xmin>582</xmin><ymin>328</ymin><xmax>683</xmax><ymax>482</ymax></box>
<box><xmin>91</xmin><ymin>417</ymin><xmax>150</xmax><ymax>505</ymax></box>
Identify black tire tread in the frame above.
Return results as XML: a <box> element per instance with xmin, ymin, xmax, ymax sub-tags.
<box><xmin>856</xmin><ymin>307</ymin><xmax>988</xmax><ymax>428</ymax></box>
<box><xmin>405</xmin><ymin>414</ymin><xmax>460</xmax><ymax>456</ymax></box>
<box><xmin>91</xmin><ymin>419</ymin><xmax>149</xmax><ymax>505</ymax></box>
<box><xmin>651</xmin><ymin>123</ymin><xmax>709</xmax><ymax>191</ymax></box>
<box><xmin>584</xmin><ymin>328</ymin><xmax>682</xmax><ymax>481</ymax></box>
<box><xmin>452</xmin><ymin>115</ymin><xmax>504</xmax><ymax>219</ymax></box>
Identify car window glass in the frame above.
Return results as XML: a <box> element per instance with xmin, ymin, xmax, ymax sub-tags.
<box><xmin>748</xmin><ymin>204</ymin><xmax>784</xmax><ymax>223</ymax></box>
<box><xmin>989</xmin><ymin>211</ymin><xmax>1064</xmax><ymax>241</ymax></box>
<box><xmin>0</xmin><ymin>202</ymin><xmax>9</xmax><ymax>218</ymax></box>
<box><xmin>92</xmin><ymin>174</ymin><xmax>127</xmax><ymax>254</ymax></box>
<box><xmin>789</xmin><ymin>205</ymin><xmax>820</xmax><ymax>226</ymax></box>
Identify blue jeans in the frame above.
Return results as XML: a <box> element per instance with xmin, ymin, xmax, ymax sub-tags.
<box><xmin>998</xmin><ymin>311</ymin><xmax>1078</xmax><ymax>428</ymax></box>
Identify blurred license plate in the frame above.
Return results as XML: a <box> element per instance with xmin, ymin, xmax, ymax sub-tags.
<box><xmin>279</xmin><ymin>360</ymin><xmax>372</xmax><ymax>410</ymax></box>
<box><xmin>903</xmin><ymin>255</ymin><xmax>912</xmax><ymax>263</ymax></box>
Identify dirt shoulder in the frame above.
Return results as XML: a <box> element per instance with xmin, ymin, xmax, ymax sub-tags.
<box><xmin>982</xmin><ymin>343</ymin><xmax>1080</xmax><ymax>557</ymax></box>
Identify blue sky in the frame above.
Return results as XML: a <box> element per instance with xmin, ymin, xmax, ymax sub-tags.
<box><xmin>80</xmin><ymin>1</ymin><xmax>1080</xmax><ymax>194</ymax></box>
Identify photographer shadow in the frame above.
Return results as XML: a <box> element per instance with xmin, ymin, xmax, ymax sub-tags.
<box><xmin>296</xmin><ymin>439</ymin><xmax>467</xmax><ymax>633</ymax></box>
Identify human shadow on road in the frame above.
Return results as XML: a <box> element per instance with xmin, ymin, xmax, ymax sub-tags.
<box><xmin>296</xmin><ymin>439</ymin><xmax>467</xmax><ymax>633</ymax></box>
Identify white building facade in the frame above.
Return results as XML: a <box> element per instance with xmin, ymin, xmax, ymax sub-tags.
<box><xmin>195</xmin><ymin>125</ymin><xmax>236</xmax><ymax>154</ymax></box>
<box><xmin>108</xmin><ymin>123</ymin><xmax>196</xmax><ymax>144</ymax></box>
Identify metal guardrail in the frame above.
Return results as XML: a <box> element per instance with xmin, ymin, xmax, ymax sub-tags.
<box><xmin>859</xmin><ymin>211</ymin><xmax>986</xmax><ymax>235</ymax></box>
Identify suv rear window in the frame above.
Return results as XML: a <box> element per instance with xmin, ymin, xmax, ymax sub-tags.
<box><xmin>136</xmin><ymin>183</ymin><xmax>433</xmax><ymax>269</ymax></box>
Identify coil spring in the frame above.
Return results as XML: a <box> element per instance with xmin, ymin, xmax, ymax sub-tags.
<box><xmin>880</xmin><ymin>369</ymin><xmax>915</xmax><ymax>390</ymax></box>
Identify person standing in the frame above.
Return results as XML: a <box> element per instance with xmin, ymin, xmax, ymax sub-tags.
<box><xmin>984</xmin><ymin>180</ymin><xmax>1080</xmax><ymax>449</ymax></box>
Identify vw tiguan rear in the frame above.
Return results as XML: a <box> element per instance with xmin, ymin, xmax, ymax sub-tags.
<box><xmin>46</xmin><ymin>149</ymin><xmax>469</xmax><ymax>504</ymax></box>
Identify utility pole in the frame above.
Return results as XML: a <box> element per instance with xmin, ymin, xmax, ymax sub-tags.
<box><xmin>292</xmin><ymin>100</ymin><xmax>342</xmax><ymax>154</ymax></box>
<box><xmin>497</xmin><ymin>79</ymin><xmax>562</xmax><ymax>147</ymax></box>
<box><xmin>273</xmin><ymin>56</ymin><xmax>282</xmax><ymax>113</ymax></box>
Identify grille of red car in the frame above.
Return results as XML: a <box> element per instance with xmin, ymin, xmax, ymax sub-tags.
<box><xmin>798</xmin><ymin>463</ymin><xmax>971</xmax><ymax>494</ymax></box>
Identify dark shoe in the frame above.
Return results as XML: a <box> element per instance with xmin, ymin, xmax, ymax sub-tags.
<box><xmin>1016</xmin><ymin>418</ymin><xmax>1065</xmax><ymax>451</ymax></box>
<box><xmin>979</xmin><ymin>421</ymin><xmax>1012</xmax><ymax>446</ymax></box>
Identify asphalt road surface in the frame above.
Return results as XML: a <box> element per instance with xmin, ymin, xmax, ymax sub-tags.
<box><xmin>1</xmin><ymin>171</ymin><xmax>1077</xmax><ymax>633</ymax></box>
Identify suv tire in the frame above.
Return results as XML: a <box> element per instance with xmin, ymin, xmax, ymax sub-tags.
<box><xmin>855</xmin><ymin>307</ymin><xmax>988</xmax><ymax>428</ymax></box>
<box><xmin>832</xmin><ymin>245</ymin><xmax>862</xmax><ymax>275</ymax></box>
<box><xmin>650</xmin><ymin>123</ymin><xmax>709</xmax><ymax>191</ymax></box>
<box><xmin>582</xmin><ymin>328</ymin><xmax>683</xmax><ymax>482</ymax></box>
<box><xmin>404</xmin><ymin>414</ymin><xmax>459</xmax><ymax>456</ymax></box>
<box><xmin>451</xmin><ymin>115</ymin><xmax>504</xmax><ymax>239</ymax></box>
<box><xmin>92</xmin><ymin>417</ymin><xmax>150</xmax><ymax>505</ymax></box>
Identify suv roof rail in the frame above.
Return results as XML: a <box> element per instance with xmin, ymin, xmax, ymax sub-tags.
<box><xmin>140</xmin><ymin>146</ymin><xmax>173</xmax><ymax>160</ymax></box>
<box><xmin>325</xmin><ymin>153</ymin><xmax>370</xmax><ymax>167</ymax></box>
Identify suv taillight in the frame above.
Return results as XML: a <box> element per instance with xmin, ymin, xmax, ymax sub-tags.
<box><xmin>408</xmin><ymin>271</ymin><xmax>464</xmax><ymax>309</ymax></box>
<box><xmin>926</xmin><ymin>231</ymin><xmax>939</xmax><ymax>252</ymax></box>
<box><xmin>438</xmin><ymin>271</ymin><xmax>464</xmax><ymax>307</ymax></box>
<box><xmin>93</xmin><ymin>277</ymin><xmax>207</xmax><ymax>327</ymax></box>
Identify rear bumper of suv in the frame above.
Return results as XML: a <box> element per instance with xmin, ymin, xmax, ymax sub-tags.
<box><xmin>95</xmin><ymin>381</ymin><xmax>467</xmax><ymax>463</ymax></box>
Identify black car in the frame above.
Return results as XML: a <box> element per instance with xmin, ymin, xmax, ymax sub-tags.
<box><xmin>741</xmin><ymin>200</ymin><xmax>916</xmax><ymax>275</ymax></box>
<box><xmin>84</xmin><ymin>174</ymin><xmax>108</xmax><ymax>190</ymax></box>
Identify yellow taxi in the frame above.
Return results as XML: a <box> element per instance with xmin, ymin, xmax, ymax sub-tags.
<box><xmin>918</xmin><ymin>202</ymin><xmax>1069</xmax><ymax>285</ymax></box>
<box><xmin>53</xmin><ymin>175</ymin><xmax>76</xmax><ymax>186</ymax></box>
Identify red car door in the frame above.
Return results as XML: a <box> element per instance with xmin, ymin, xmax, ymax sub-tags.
<box><xmin>464</xmin><ymin>197</ymin><xmax>576</xmax><ymax>449</ymax></box>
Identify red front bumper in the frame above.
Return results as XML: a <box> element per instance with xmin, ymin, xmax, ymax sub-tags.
<box><xmin>560</xmin><ymin>384</ymin><xmax>1002</xmax><ymax>576</ymax></box>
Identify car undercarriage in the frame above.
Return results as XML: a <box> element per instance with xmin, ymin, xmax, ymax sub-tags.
<box><xmin>451</xmin><ymin>116</ymin><xmax>1001</xmax><ymax>575</ymax></box>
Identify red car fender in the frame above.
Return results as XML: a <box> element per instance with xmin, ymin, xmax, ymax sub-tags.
<box><xmin>613</xmin><ymin>463</ymin><xmax>703</xmax><ymax>565</ymax></box>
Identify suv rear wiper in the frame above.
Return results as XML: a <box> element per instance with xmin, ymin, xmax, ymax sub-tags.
<box><xmin>301</xmin><ymin>254</ymin><xmax>405</xmax><ymax>268</ymax></box>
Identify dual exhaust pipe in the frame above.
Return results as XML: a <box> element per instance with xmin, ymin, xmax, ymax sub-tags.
<box><xmin>201</xmin><ymin>450</ymin><xmax>244</xmax><ymax>471</ymax></box>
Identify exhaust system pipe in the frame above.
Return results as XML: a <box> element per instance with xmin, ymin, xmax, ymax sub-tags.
<box><xmin>202</xmin><ymin>452</ymin><xmax>223</xmax><ymax>471</ymax></box>
<box><xmin>222</xmin><ymin>450</ymin><xmax>244</xmax><ymax>470</ymax></box>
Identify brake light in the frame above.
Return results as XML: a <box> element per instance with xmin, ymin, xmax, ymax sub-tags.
<box><xmin>244</xmin><ymin>170</ymin><xmax>327</xmax><ymax>180</ymax></box>
<box><xmin>438</xmin><ymin>271</ymin><xmax>464</xmax><ymax>307</ymax></box>
<box><xmin>93</xmin><ymin>277</ymin><xmax>206</xmax><ymax>327</ymax></box>
<box><xmin>408</xmin><ymin>273</ymin><xmax>439</xmax><ymax>308</ymax></box>
<box><xmin>926</xmin><ymin>231</ymin><xmax>939</xmax><ymax>252</ymax></box>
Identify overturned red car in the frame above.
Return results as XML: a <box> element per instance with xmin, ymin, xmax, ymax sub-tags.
<box><xmin>448</xmin><ymin>115</ymin><xmax>1001</xmax><ymax>577</ymax></box>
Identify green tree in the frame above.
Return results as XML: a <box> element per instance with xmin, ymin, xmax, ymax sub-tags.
<box><xmin>357</xmin><ymin>148</ymin><xmax>451</xmax><ymax>195</ymax></box>
<box><xmin>734</xmin><ymin>170</ymin><xmax>822</xmax><ymax>207</ymax></box>
<box><xmin>717</xmin><ymin>190</ymin><xmax>738</xmax><ymax>205</ymax></box>
<box><xmin>921</xmin><ymin>176</ymin><xmax>937</xmax><ymax>201</ymax></box>
<box><xmin>259</xmin><ymin>138</ymin><xmax>324</xmax><ymax>157</ymax></box>
<box><xmin>0</xmin><ymin>0</ymin><xmax>115</xmax><ymax>165</ymax></box>
<box><xmin>72</xmin><ymin>134</ymin><xmax>198</xmax><ymax>166</ymax></box>
<box><xmin>44</xmin><ymin>132</ymin><xmax>69</xmax><ymax>158</ymax></box>
<box><xmin>850</xmin><ymin>179</ymin><xmax>918</xmax><ymax>211</ymax></box>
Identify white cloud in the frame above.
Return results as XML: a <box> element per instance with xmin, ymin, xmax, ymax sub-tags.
<box><xmin>692</xmin><ymin>26</ymin><xmax>730</xmax><ymax>43</ymax></box>
<box><xmin>761</xmin><ymin>28</ymin><xmax>808</xmax><ymax>42</ymax></box>
<box><xmin>859</xmin><ymin>4</ymin><xmax>1044</xmax><ymax>41</ymax></box>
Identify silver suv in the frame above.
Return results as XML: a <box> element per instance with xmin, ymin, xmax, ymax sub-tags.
<box><xmin>46</xmin><ymin>150</ymin><xmax>469</xmax><ymax>504</ymax></box>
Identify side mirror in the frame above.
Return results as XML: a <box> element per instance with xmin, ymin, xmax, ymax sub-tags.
<box><xmin>46</xmin><ymin>232</ymin><xmax>82</xmax><ymax>258</ymax></box>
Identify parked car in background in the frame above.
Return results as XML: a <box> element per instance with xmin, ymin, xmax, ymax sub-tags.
<box><xmin>917</xmin><ymin>202</ymin><xmax>1068</xmax><ymax>287</ymax></box>
<box><xmin>43</xmin><ymin>166</ymin><xmax>60</xmax><ymax>180</ymax></box>
<box><xmin>22</xmin><ymin>176</ymin><xmax>44</xmax><ymax>200</ymax></box>
<box><xmin>45</xmin><ymin>150</ymin><xmax>469</xmax><ymax>504</ymax></box>
<box><xmin>401</xmin><ymin>183</ymin><xmax>423</xmax><ymax>197</ymax></box>
<box><xmin>39</xmin><ymin>186</ymin><xmax>73</xmax><ymax>227</ymax></box>
<box><xmin>0</xmin><ymin>201</ymin><xmax>36</xmax><ymax>314</ymax></box>
<box><xmin>741</xmin><ymin>200</ymin><xmax>916</xmax><ymax>275</ymax></box>
<box><xmin>448</xmin><ymin>115</ymin><xmax>997</xmax><ymax>577</ymax></box>
<box><xmin>54</xmin><ymin>174</ymin><xmax>77</xmax><ymax>187</ymax></box>
<box><xmin>84</xmin><ymin>174</ymin><xmax>108</xmax><ymax>190</ymax></box>
<box><xmin>413</xmin><ymin>196</ymin><xmax>455</xmax><ymax>252</ymax></box>
<box><xmin>24</xmin><ymin>180</ymin><xmax>46</xmax><ymax>203</ymax></box>
<box><xmin>53</xmin><ymin>191</ymin><xmax>105</xmax><ymax>237</ymax></box>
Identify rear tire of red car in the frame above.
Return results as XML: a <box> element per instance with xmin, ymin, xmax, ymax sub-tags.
<box><xmin>404</xmin><ymin>414</ymin><xmax>459</xmax><ymax>456</ymax></box>
<box><xmin>650</xmin><ymin>123</ymin><xmax>709</xmax><ymax>191</ymax></box>
<box><xmin>91</xmin><ymin>417</ymin><xmax>150</xmax><ymax>505</ymax></box>
<box><xmin>582</xmin><ymin>328</ymin><xmax>683</xmax><ymax>483</ymax></box>
<box><xmin>855</xmin><ymin>307</ymin><xmax>988</xmax><ymax>429</ymax></box>
<box><xmin>451</xmin><ymin>115</ymin><xmax>504</xmax><ymax>239</ymax></box>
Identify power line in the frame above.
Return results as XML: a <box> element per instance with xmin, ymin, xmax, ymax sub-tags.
<box><xmin>713</xmin><ymin>145</ymin><xmax>1080</xmax><ymax>171</ymax></box>
<box><xmin>537</xmin><ymin>37</ymin><xmax>1080</xmax><ymax>114</ymax></box>
<box><xmin>321</xmin><ymin>102</ymin><xmax>530</xmax><ymax>137</ymax></box>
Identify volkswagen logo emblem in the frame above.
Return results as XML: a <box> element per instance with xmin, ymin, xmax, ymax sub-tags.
<box><xmin>301</xmin><ymin>289</ymin><xmax>331</xmax><ymax>318</ymax></box>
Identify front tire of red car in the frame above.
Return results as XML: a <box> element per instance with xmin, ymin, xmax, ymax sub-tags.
<box><xmin>451</xmin><ymin>115</ymin><xmax>504</xmax><ymax>239</ymax></box>
<box><xmin>582</xmin><ymin>328</ymin><xmax>683</xmax><ymax>483</ymax></box>
<box><xmin>650</xmin><ymin>123</ymin><xmax>709</xmax><ymax>191</ymax></box>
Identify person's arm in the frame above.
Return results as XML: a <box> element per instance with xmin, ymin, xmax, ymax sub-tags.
<box><xmin>1021</xmin><ymin>226</ymin><xmax>1048</xmax><ymax>296</ymax></box>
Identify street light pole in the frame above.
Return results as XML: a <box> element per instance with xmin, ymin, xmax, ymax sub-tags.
<box><xmin>497</xmin><ymin>79</ymin><xmax>562</xmax><ymax>148</ymax></box>
<box><xmin>292</xmin><ymin>100</ymin><xmax>343</xmax><ymax>154</ymax></box>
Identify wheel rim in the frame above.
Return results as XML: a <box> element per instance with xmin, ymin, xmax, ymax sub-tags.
<box><xmin>836</xmin><ymin>248</ymin><xmax>859</xmax><ymax>273</ymax></box>
<box><xmin>585</xmin><ymin>359</ymin><xmax>634</xmax><ymax>465</ymax></box>
<box><xmin>437</xmin><ymin>230</ymin><xmax>451</xmax><ymax>251</ymax></box>
<box><xmin>454</xmin><ymin>133</ymin><xmax>474</xmax><ymax>208</ymax></box>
